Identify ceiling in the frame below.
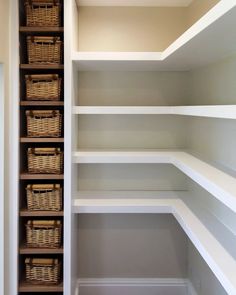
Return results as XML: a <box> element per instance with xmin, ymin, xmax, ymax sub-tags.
<box><xmin>77</xmin><ymin>0</ymin><xmax>194</xmax><ymax>7</ymax></box>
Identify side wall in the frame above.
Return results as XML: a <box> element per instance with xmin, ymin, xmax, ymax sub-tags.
<box><xmin>0</xmin><ymin>0</ymin><xmax>10</xmax><ymax>294</ymax></box>
<box><xmin>187</xmin><ymin>54</ymin><xmax>236</xmax><ymax>294</ymax></box>
<box><xmin>187</xmin><ymin>0</ymin><xmax>220</xmax><ymax>27</ymax></box>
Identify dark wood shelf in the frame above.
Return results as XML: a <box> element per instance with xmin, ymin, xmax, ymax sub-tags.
<box><xmin>20</xmin><ymin>101</ymin><xmax>64</xmax><ymax>106</ymax></box>
<box><xmin>20</xmin><ymin>26</ymin><xmax>64</xmax><ymax>33</ymax></box>
<box><xmin>19</xmin><ymin>281</ymin><xmax>63</xmax><ymax>292</ymax></box>
<box><xmin>20</xmin><ymin>173</ymin><xmax>64</xmax><ymax>180</ymax></box>
<box><xmin>20</xmin><ymin>209</ymin><xmax>64</xmax><ymax>217</ymax></box>
<box><xmin>20</xmin><ymin>245</ymin><xmax>64</xmax><ymax>254</ymax></box>
<box><xmin>20</xmin><ymin>64</ymin><xmax>64</xmax><ymax>70</ymax></box>
<box><xmin>20</xmin><ymin>137</ymin><xmax>64</xmax><ymax>143</ymax></box>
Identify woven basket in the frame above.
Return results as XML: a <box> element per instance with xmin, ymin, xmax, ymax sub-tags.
<box><xmin>26</xmin><ymin>220</ymin><xmax>62</xmax><ymax>248</ymax></box>
<box><xmin>28</xmin><ymin>147</ymin><xmax>63</xmax><ymax>174</ymax></box>
<box><xmin>26</xmin><ymin>184</ymin><xmax>62</xmax><ymax>211</ymax></box>
<box><xmin>25</xmin><ymin>258</ymin><xmax>61</xmax><ymax>285</ymax></box>
<box><xmin>25</xmin><ymin>0</ymin><xmax>61</xmax><ymax>27</ymax></box>
<box><xmin>26</xmin><ymin>110</ymin><xmax>62</xmax><ymax>138</ymax></box>
<box><xmin>25</xmin><ymin>74</ymin><xmax>61</xmax><ymax>101</ymax></box>
<box><xmin>27</xmin><ymin>36</ymin><xmax>62</xmax><ymax>64</ymax></box>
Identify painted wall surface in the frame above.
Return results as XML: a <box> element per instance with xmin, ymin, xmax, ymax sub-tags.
<box><xmin>187</xmin><ymin>0</ymin><xmax>220</xmax><ymax>27</ymax></box>
<box><xmin>187</xmin><ymin>54</ymin><xmax>236</xmax><ymax>295</ymax></box>
<box><xmin>77</xmin><ymin>7</ymin><xmax>188</xmax><ymax>51</ymax></box>
<box><xmin>77</xmin><ymin>214</ymin><xmax>188</xmax><ymax>278</ymax></box>
<box><xmin>77</xmin><ymin>71</ymin><xmax>190</xmax><ymax>106</ymax></box>
<box><xmin>0</xmin><ymin>1</ymin><xmax>9</xmax><ymax>295</ymax></box>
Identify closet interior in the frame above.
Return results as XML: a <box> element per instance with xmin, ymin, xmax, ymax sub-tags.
<box><xmin>11</xmin><ymin>1</ymin><xmax>236</xmax><ymax>295</ymax></box>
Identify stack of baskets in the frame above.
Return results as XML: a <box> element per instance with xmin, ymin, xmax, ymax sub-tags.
<box><xmin>23</xmin><ymin>1</ymin><xmax>63</xmax><ymax>286</ymax></box>
<box><xmin>25</xmin><ymin>258</ymin><xmax>61</xmax><ymax>285</ymax></box>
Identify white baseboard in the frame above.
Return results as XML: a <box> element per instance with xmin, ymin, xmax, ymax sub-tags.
<box><xmin>76</xmin><ymin>278</ymin><xmax>198</xmax><ymax>295</ymax></box>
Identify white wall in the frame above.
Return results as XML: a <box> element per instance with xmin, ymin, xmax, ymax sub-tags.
<box><xmin>188</xmin><ymin>242</ymin><xmax>227</xmax><ymax>295</ymax></box>
<box><xmin>0</xmin><ymin>0</ymin><xmax>9</xmax><ymax>294</ymax></box>
<box><xmin>0</xmin><ymin>65</ymin><xmax>4</xmax><ymax>295</ymax></box>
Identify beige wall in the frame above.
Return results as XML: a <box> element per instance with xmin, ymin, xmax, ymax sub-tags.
<box><xmin>187</xmin><ymin>0</ymin><xmax>220</xmax><ymax>27</ymax></box>
<box><xmin>78</xmin><ymin>7</ymin><xmax>188</xmax><ymax>51</ymax></box>
<box><xmin>77</xmin><ymin>1</ymin><xmax>220</xmax><ymax>52</ymax></box>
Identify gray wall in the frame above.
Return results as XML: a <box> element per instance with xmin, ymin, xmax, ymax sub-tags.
<box><xmin>186</xmin><ymin>54</ymin><xmax>236</xmax><ymax>294</ymax></box>
<box><xmin>77</xmin><ymin>214</ymin><xmax>188</xmax><ymax>278</ymax></box>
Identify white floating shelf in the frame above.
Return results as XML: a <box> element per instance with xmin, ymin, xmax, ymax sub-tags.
<box><xmin>72</xmin><ymin>1</ymin><xmax>236</xmax><ymax>70</ymax></box>
<box><xmin>73</xmin><ymin>105</ymin><xmax>236</xmax><ymax>119</ymax></box>
<box><xmin>73</xmin><ymin>150</ymin><xmax>236</xmax><ymax>213</ymax></box>
<box><xmin>73</xmin><ymin>196</ymin><xmax>236</xmax><ymax>295</ymax></box>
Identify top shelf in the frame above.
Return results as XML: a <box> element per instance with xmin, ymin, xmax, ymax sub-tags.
<box><xmin>72</xmin><ymin>1</ymin><xmax>236</xmax><ymax>70</ymax></box>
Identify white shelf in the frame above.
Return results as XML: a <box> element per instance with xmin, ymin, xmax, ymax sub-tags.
<box><xmin>72</xmin><ymin>1</ymin><xmax>236</xmax><ymax>70</ymax></box>
<box><xmin>73</xmin><ymin>196</ymin><xmax>236</xmax><ymax>295</ymax></box>
<box><xmin>73</xmin><ymin>150</ymin><xmax>236</xmax><ymax>213</ymax></box>
<box><xmin>73</xmin><ymin>105</ymin><xmax>236</xmax><ymax>119</ymax></box>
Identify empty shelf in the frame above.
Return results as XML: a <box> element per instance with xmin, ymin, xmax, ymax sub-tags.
<box><xmin>73</xmin><ymin>105</ymin><xmax>236</xmax><ymax>119</ymax></box>
<box><xmin>73</xmin><ymin>197</ymin><xmax>236</xmax><ymax>295</ymax></box>
<box><xmin>73</xmin><ymin>150</ymin><xmax>236</xmax><ymax>213</ymax></box>
<box><xmin>72</xmin><ymin>2</ymin><xmax>236</xmax><ymax>70</ymax></box>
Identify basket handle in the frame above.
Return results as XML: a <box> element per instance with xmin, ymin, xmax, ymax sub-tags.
<box><xmin>29</xmin><ymin>0</ymin><xmax>57</xmax><ymax>7</ymax></box>
<box><xmin>30</xmin><ymin>36</ymin><xmax>59</xmax><ymax>44</ymax></box>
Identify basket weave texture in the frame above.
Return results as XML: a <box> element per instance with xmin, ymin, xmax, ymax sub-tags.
<box><xmin>26</xmin><ymin>220</ymin><xmax>62</xmax><ymax>248</ymax></box>
<box><xmin>25</xmin><ymin>0</ymin><xmax>61</xmax><ymax>27</ymax></box>
<box><xmin>25</xmin><ymin>74</ymin><xmax>61</xmax><ymax>101</ymax></box>
<box><xmin>26</xmin><ymin>184</ymin><xmax>62</xmax><ymax>211</ymax></box>
<box><xmin>25</xmin><ymin>258</ymin><xmax>61</xmax><ymax>285</ymax></box>
<box><xmin>26</xmin><ymin>110</ymin><xmax>62</xmax><ymax>137</ymax></box>
<box><xmin>28</xmin><ymin>147</ymin><xmax>63</xmax><ymax>174</ymax></box>
<box><xmin>27</xmin><ymin>36</ymin><xmax>62</xmax><ymax>64</ymax></box>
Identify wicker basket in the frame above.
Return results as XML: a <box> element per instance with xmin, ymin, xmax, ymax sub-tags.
<box><xmin>25</xmin><ymin>258</ymin><xmax>61</xmax><ymax>285</ymax></box>
<box><xmin>26</xmin><ymin>184</ymin><xmax>62</xmax><ymax>211</ymax></box>
<box><xmin>28</xmin><ymin>147</ymin><xmax>63</xmax><ymax>174</ymax></box>
<box><xmin>27</xmin><ymin>36</ymin><xmax>62</xmax><ymax>64</ymax></box>
<box><xmin>26</xmin><ymin>110</ymin><xmax>62</xmax><ymax>138</ymax></box>
<box><xmin>25</xmin><ymin>0</ymin><xmax>61</xmax><ymax>27</ymax></box>
<box><xmin>25</xmin><ymin>74</ymin><xmax>62</xmax><ymax>101</ymax></box>
<box><xmin>26</xmin><ymin>220</ymin><xmax>62</xmax><ymax>248</ymax></box>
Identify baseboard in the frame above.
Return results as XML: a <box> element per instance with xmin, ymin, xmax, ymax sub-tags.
<box><xmin>76</xmin><ymin>278</ymin><xmax>196</xmax><ymax>295</ymax></box>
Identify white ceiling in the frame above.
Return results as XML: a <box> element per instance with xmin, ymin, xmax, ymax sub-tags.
<box><xmin>77</xmin><ymin>0</ymin><xmax>194</xmax><ymax>7</ymax></box>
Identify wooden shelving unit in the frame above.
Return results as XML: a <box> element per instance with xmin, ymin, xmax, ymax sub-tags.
<box><xmin>18</xmin><ymin>1</ymin><xmax>64</xmax><ymax>294</ymax></box>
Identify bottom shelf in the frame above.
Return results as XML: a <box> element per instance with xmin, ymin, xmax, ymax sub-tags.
<box><xmin>73</xmin><ymin>192</ymin><xmax>236</xmax><ymax>295</ymax></box>
<box><xmin>19</xmin><ymin>281</ymin><xmax>63</xmax><ymax>292</ymax></box>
